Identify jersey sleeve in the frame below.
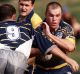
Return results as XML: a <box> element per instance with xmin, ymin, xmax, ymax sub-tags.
<box><xmin>62</xmin><ymin>24</ymin><xmax>75</xmax><ymax>45</ymax></box>
<box><xmin>31</xmin><ymin>13</ymin><xmax>42</xmax><ymax>29</ymax></box>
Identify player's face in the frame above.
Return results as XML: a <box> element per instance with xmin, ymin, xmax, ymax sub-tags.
<box><xmin>19</xmin><ymin>0</ymin><xmax>34</xmax><ymax>17</ymax></box>
<box><xmin>46</xmin><ymin>6</ymin><xmax>62</xmax><ymax>30</ymax></box>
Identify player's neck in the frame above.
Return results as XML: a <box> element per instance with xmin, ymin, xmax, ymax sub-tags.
<box><xmin>19</xmin><ymin>15</ymin><xmax>26</xmax><ymax>21</ymax></box>
<box><xmin>2</xmin><ymin>18</ymin><xmax>15</xmax><ymax>22</ymax></box>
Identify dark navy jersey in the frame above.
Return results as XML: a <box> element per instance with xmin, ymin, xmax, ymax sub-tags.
<box><xmin>33</xmin><ymin>29</ymin><xmax>53</xmax><ymax>54</ymax></box>
<box><xmin>17</xmin><ymin>10</ymin><xmax>42</xmax><ymax>29</ymax></box>
<box><xmin>35</xmin><ymin>21</ymin><xmax>75</xmax><ymax>68</ymax></box>
<box><xmin>17</xmin><ymin>10</ymin><xmax>34</xmax><ymax>23</ymax></box>
<box><xmin>0</xmin><ymin>21</ymin><xmax>33</xmax><ymax>50</ymax></box>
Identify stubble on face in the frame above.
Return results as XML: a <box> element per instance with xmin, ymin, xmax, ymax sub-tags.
<box><xmin>19</xmin><ymin>0</ymin><xmax>34</xmax><ymax>17</ymax></box>
<box><xmin>46</xmin><ymin>6</ymin><xmax>62</xmax><ymax>31</ymax></box>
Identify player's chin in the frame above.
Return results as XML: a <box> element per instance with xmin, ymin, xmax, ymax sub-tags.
<box><xmin>51</xmin><ymin>25</ymin><xmax>58</xmax><ymax>29</ymax></box>
<box><xmin>20</xmin><ymin>12</ymin><xmax>27</xmax><ymax>17</ymax></box>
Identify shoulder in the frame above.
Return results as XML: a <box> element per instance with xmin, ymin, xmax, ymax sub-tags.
<box><xmin>31</xmin><ymin>13</ymin><xmax>42</xmax><ymax>29</ymax></box>
<box><xmin>61</xmin><ymin>21</ymin><xmax>73</xmax><ymax>32</ymax></box>
<box><xmin>31</xmin><ymin>13</ymin><xmax>42</xmax><ymax>20</ymax></box>
<box><xmin>0</xmin><ymin>21</ymin><xmax>17</xmax><ymax>26</ymax></box>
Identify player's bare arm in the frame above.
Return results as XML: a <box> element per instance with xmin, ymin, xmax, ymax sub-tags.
<box><xmin>42</xmin><ymin>22</ymin><xmax>75</xmax><ymax>52</ymax></box>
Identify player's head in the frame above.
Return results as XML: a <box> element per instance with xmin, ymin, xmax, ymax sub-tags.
<box><xmin>19</xmin><ymin>0</ymin><xmax>35</xmax><ymax>4</ymax></box>
<box><xmin>45</xmin><ymin>2</ymin><xmax>63</xmax><ymax>31</ymax></box>
<box><xmin>45</xmin><ymin>2</ymin><xmax>63</xmax><ymax>14</ymax></box>
<box><xmin>19</xmin><ymin>0</ymin><xmax>35</xmax><ymax>17</ymax></box>
<box><xmin>0</xmin><ymin>4</ymin><xmax>16</xmax><ymax>21</ymax></box>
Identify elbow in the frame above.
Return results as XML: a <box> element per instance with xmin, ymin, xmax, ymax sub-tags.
<box><xmin>67</xmin><ymin>45</ymin><xmax>75</xmax><ymax>52</ymax></box>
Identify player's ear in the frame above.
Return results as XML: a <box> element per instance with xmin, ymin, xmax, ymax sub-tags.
<box><xmin>12</xmin><ymin>14</ymin><xmax>16</xmax><ymax>20</ymax></box>
<box><xmin>31</xmin><ymin>3</ymin><xmax>34</xmax><ymax>10</ymax></box>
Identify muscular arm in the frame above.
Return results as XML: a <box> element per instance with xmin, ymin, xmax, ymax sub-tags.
<box><xmin>29</xmin><ymin>48</ymin><xmax>41</xmax><ymax>57</ymax></box>
<box><xmin>43</xmin><ymin>22</ymin><xmax>75</xmax><ymax>52</ymax></box>
<box><xmin>29</xmin><ymin>46</ymin><xmax>79</xmax><ymax>72</ymax></box>
<box><xmin>47</xmin><ymin>33</ymin><xmax>75</xmax><ymax>52</ymax></box>
<box><xmin>49</xmin><ymin>46</ymin><xmax>79</xmax><ymax>72</ymax></box>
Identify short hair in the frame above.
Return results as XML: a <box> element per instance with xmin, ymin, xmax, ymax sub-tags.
<box><xmin>19</xmin><ymin>0</ymin><xmax>35</xmax><ymax>4</ymax></box>
<box><xmin>46</xmin><ymin>2</ymin><xmax>63</xmax><ymax>13</ymax></box>
<box><xmin>0</xmin><ymin>4</ymin><xmax>16</xmax><ymax>21</ymax></box>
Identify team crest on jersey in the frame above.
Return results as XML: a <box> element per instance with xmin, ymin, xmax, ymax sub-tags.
<box><xmin>6</xmin><ymin>25</ymin><xmax>20</xmax><ymax>41</ymax></box>
<box><xmin>55</xmin><ymin>31</ymin><xmax>63</xmax><ymax>38</ymax></box>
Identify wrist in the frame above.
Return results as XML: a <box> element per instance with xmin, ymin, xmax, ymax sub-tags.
<box><xmin>47</xmin><ymin>33</ymin><xmax>52</xmax><ymax>38</ymax></box>
<box><xmin>46</xmin><ymin>33</ymin><xmax>54</xmax><ymax>42</ymax></box>
<box><xmin>64</xmin><ymin>56</ymin><xmax>71</xmax><ymax>63</ymax></box>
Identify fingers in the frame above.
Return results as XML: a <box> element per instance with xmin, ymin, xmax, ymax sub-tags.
<box><xmin>42</xmin><ymin>22</ymin><xmax>48</xmax><ymax>25</ymax></box>
<box><xmin>66</xmin><ymin>58</ymin><xmax>79</xmax><ymax>72</ymax></box>
<box><xmin>42</xmin><ymin>22</ymin><xmax>49</xmax><ymax>28</ymax></box>
<box><xmin>69</xmin><ymin>60</ymin><xmax>79</xmax><ymax>72</ymax></box>
<box><xmin>41</xmin><ymin>22</ymin><xmax>46</xmax><ymax>29</ymax></box>
<box><xmin>72</xmin><ymin>62</ymin><xmax>79</xmax><ymax>72</ymax></box>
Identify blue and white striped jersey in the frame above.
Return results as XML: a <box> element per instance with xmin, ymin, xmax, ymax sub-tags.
<box><xmin>0</xmin><ymin>21</ymin><xmax>33</xmax><ymax>50</ymax></box>
<box><xmin>0</xmin><ymin>20</ymin><xmax>34</xmax><ymax>58</ymax></box>
<box><xmin>0</xmin><ymin>20</ymin><xmax>53</xmax><ymax>58</ymax></box>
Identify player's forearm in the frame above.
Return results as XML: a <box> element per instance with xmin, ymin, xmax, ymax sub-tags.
<box><xmin>30</xmin><ymin>48</ymin><xmax>41</xmax><ymax>57</ymax></box>
<box><xmin>50</xmin><ymin>46</ymin><xmax>69</xmax><ymax>60</ymax></box>
<box><xmin>49</xmin><ymin>46</ymin><xmax>79</xmax><ymax>72</ymax></box>
<box><xmin>47</xmin><ymin>33</ymin><xmax>75</xmax><ymax>52</ymax></box>
<box><xmin>50</xmin><ymin>46</ymin><xmax>77</xmax><ymax>67</ymax></box>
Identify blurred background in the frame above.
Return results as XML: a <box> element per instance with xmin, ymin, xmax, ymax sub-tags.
<box><xmin>0</xmin><ymin>0</ymin><xmax>80</xmax><ymax>73</ymax></box>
